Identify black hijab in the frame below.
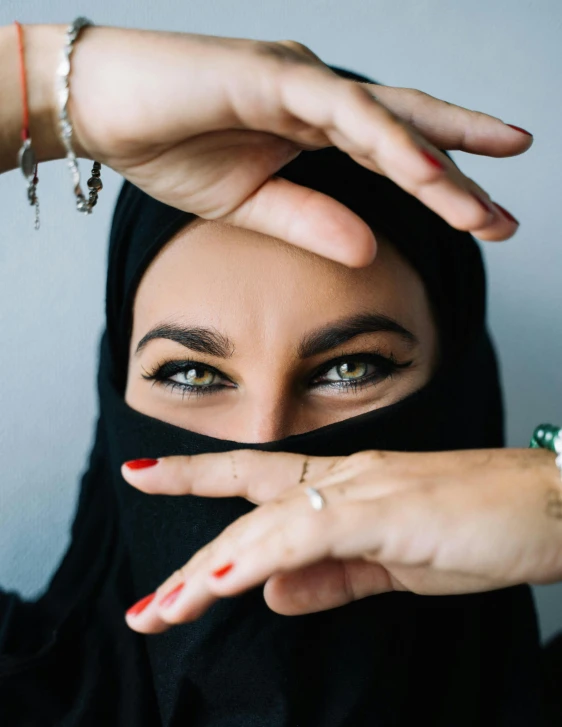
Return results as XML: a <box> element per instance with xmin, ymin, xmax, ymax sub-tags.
<box><xmin>0</xmin><ymin>67</ymin><xmax>549</xmax><ymax>727</ymax></box>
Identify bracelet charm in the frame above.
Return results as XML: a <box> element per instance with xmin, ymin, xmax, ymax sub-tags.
<box><xmin>14</xmin><ymin>21</ymin><xmax>40</xmax><ymax>230</ymax></box>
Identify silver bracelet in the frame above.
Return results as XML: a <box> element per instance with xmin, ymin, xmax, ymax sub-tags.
<box><xmin>56</xmin><ymin>17</ymin><xmax>103</xmax><ymax>214</ymax></box>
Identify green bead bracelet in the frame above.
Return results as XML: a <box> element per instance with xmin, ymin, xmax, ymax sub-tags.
<box><xmin>530</xmin><ymin>423</ymin><xmax>562</xmax><ymax>480</ymax></box>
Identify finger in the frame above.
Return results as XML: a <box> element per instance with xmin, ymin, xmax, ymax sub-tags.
<box><xmin>121</xmin><ymin>450</ymin><xmax>341</xmax><ymax>503</ymax></box>
<box><xmin>125</xmin><ymin>567</ymin><xmax>221</xmax><ymax>634</ymax></box>
<box><xmin>236</xmin><ymin>65</ymin><xmax>520</xmax><ymax>246</ymax></box>
<box><xmin>126</xmin><ymin>478</ymin><xmax>493</xmax><ymax>631</ymax></box>
<box><xmin>285</xmin><ymin>66</ymin><xmax>516</xmax><ymax>239</ymax></box>
<box><xmin>125</xmin><ymin>504</ymin><xmax>262</xmax><ymax>634</ymax></box>
<box><xmin>264</xmin><ymin>559</ymin><xmax>498</xmax><ymax>616</ymax></box>
<box><xmin>263</xmin><ymin>558</ymin><xmax>397</xmax><ymax>615</ymax></box>
<box><xmin>220</xmin><ymin>175</ymin><xmax>379</xmax><ymax>267</ymax></box>
<box><xmin>271</xmin><ymin>45</ymin><xmax>533</xmax><ymax>159</ymax></box>
<box><xmin>128</xmin><ymin>494</ymin><xmax>333</xmax><ymax>630</ymax></box>
<box><xmin>127</xmin><ymin>500</ymin><xmax>286</xmax><ymax>634</ymax></box>
<box><xmin>367</xmin><ymin>86</ymin><xmax>533</xmax><ymax>157</ymax></box>
<box><xmin>415</xmin><ymin>167</ymin><xmax>519</xmax><ymax>243</ymax></box>
<box><xmin>182</xmin><ymin>489</ymin><xmax>444</xmax><ymax>603</ymax></box>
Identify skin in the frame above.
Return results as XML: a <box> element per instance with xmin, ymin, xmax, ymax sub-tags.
<box><xmin>0</xmin><ymin>22</ymin><xmax>550</xmax><ymax>633</ymax></box>
<box><xmin>125</xmin><ymin>220</ymin><xmax>439</xmax><ymax>441</ymax></box>
<box><xmin>0</xmin><ymin>25</ymin><xmax>528</xmax><ymax>264</ymax></box>
<box><xmin>121</xmin><ymin>222</ymin><xmax>562</xmax><ymax>639</ymax></box>
<box><xmin>123</xmin><ymin>447</ymin><xmax>562</xmax><ymax>634</ymax></box>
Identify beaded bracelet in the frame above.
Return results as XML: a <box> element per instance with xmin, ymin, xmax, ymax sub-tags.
<box><xmin>55</xmin><ymin>17</ymin><xmax>103</xmax><ymax>214</ymax></box>
<box><xmin>530</xmin><ymin>424</ymin><xmax>562</xmax><ymax>481</ymax></box>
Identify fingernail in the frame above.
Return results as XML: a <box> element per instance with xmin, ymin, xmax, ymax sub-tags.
<box><xmin>212</xmin><ymin>563</ymin><xmax>234</xmax><ymax>579</ymax></box>
<box><xmin>471</xmin><ymin>193</ymin><xmax>496</xmax><ymax>219</ymax></box>
<box><xmin>124</xmin><ymin>458</ymin><xmax>159</xmax><ymax>470</ymax></box>
<box><xmin>126</xmin><ymin>592</ymin><xmax>155</xmax><ymax>617</ymax></box>
<box><xmin>507</xmin><ymin>124</ymin><xmax>533</xmax><ymax>137</ymax></box>
<box><xmin>420</xmin><ymin>149</ymin><xmax>445</xmax><ymax>171</ymax></box>
<box><xmin>493</xmin><ymin>202</ymin><xmax>519</xmax><ymax>225</ymax></box>
<box><xmin>159</xmin><ymin>583</ymin><xmax>185</xmax><ymax>609</ymax></box>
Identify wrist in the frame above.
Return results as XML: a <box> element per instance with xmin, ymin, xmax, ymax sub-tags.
<box><xmin>0</xmin><ymin>23</ymin><xmax>69</xmax><ymax>173</ymax></box>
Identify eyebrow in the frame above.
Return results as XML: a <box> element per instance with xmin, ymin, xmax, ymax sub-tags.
<box><xmin>136</xmin><ymin>323</ymin><xmax>234</xmax><ymax>358</ymax></box>
<box><xmin>297</xmin><ymin>312</ymin><xmax>417</xmax><ymax>358</ymax></box>
<box><xmin>135</xmin><ymin>312</ymin><xmax>417</xmax><ymax>359</ymax></box>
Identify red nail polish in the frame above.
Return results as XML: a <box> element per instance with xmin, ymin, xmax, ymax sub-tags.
<box><xmin>507</xmin><ymin>124</ymin><xmax>533</xmax><ymax>137</ymax></box>
<box><xmin>126</xmin><ymin>592</ymin><xmax>155</xmax><ymax>617</ymax></box>
<box><xmin>124</xmin><ymin>458</ymin><xmax>159</xmax><ymax>470</ymax></box>
<box><xmin>493</xmin><ymin>202</ymin><xmax>519</xmax><ymax>225</ymax></box>
<box><xmin>420</xmin><ymin>149</ymin><xmax>445</xmax><ymax>171</ymax></box>
<box><xmin>159</xmin><ymin>583</ymin><xmax>184</xmax><ymax>609</ymax></box>
<box><xmin>212</xmin><ymin>563</ymin><xmax>234</xmax><ymax>578</ymax></box>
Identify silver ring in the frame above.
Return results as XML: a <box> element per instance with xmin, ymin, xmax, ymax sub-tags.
<box><xmin>304</xmin><ymin>486</ymin><xmax>327</xmax><ymax>511</ymax></box>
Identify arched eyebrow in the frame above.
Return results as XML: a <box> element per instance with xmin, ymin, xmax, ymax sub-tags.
<box><xmin>135</xmin><ymin>323</ymin><xmax>234</xmax><ymax>358</ymax></box>
<box><xmin>135</xmin><ymin>312</ymin><xmax>417</xmax><ymax>359</ymax></box>
<box><xmin>297</xmin><ymin>313</ymin><xmax>417</xmax><ymax>358</ymax></box>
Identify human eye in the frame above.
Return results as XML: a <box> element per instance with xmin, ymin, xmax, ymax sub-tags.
<box><xmin>310</xmin><ymin>352</ymin><xmax>412</xmax><ymax>392</ymax></box>
<box><xmin>141</xmin><ymin>359</ymin><xmax>233</xmax><ymax>397</ymax></box>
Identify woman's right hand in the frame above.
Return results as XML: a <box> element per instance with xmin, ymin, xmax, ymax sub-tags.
<box><xmin>9</xmin><ymin>24</ymin><xmax>532</xmax><ymax>265</ymax></box>
<box><xmin>121</xmin><ymin>447</ymin><xmax>562</xmax><ymax>631</ymax></box>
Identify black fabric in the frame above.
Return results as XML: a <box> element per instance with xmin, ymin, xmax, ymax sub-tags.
<box><xmin>0</xmin><ymin>66</ymin><xmax>555</xmax><ymax>726</ymax></box>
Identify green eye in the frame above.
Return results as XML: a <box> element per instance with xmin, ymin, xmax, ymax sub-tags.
<box><xmin>171</xmin><ymin>366</ymin><xmax>216</xmax><ymax>387</ymax></box>
<box><xmin>323</xmin><ymin>361</ymin><xmax>373</xmax><ymax>382</ymax></box>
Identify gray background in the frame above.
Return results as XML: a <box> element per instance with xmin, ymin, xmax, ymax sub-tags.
<box><xmin>1</xmin><ymin>0</ymin><xmax>561</xmax><ymax>641</ymax></box>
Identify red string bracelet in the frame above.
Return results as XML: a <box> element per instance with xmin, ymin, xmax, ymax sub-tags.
<box><xmin>14</xmin><ymin>21</ymin><xmax>40</xmax><ymax>230</ymax></box>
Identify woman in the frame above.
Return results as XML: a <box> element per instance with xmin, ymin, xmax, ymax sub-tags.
<box><xmin>2</xmin><ymin>70</ymin><xmax>552</xmax><ymax>727</ymax></box>
<box><xmin>0</xmin><ymin>20</ymin><xmax>555</xmax><ymax>727</ymax></box>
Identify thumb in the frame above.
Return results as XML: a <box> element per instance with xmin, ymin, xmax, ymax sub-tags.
<box><xmin>219</xmin><ymin>174</ymin><xmax>377</xmax><ymax>267</ymax></box>
<box><xmin>263</xmin><ymin>558</ymin><xmax>397</xmax><ymax>615</ymax></box>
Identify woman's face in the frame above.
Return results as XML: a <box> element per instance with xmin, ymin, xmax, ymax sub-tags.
<box><xmin>126</xmin><ymin>220</ymin><xmax>439</xmax><ymax>442</ymax></box>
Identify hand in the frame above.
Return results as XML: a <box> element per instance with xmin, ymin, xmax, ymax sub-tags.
<box><xmin>14</xmin><ymin>25</ymin><xmax>532</xmax><ymax>265</ymax></box>
<box><xmin>122</xmin><ymin>447</ymin><xmax>562</xmax><ymax>634</ymax></box>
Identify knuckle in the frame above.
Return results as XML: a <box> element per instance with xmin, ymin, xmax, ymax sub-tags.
<box><xmin>252</xmin><ymin>40</ymin><xmax>309</xmax><ymax>66</ymax></box>
<box><xmin>274</xmin><ymin>39</ymin><xmax>319</xmax><ymax>61</ymax></box>
<box><xmin>406</xmin><ymin>87</ymin><xmax>426</xmax><ymax>100</ymax></box>
<box><xmin>385</xmin><ymin>120</ymin><xmax>416</xmax><ymax>151</ymax></box>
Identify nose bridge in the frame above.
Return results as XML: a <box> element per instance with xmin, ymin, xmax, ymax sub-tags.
<box><xmin>241</xmin><ymin>389</ymin><xmax>295</xmax><ymax>443</ymax></box>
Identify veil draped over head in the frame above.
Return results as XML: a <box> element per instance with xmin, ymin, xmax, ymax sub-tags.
<box><xmin>0</xmin><ymin>68</ymin><xmax>548</xmax><ymax>726</ymax></box>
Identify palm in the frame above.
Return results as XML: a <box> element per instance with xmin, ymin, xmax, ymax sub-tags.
<box><xmin>117</xmin><ymin>128</ymin><xmax>303</xmax><ymax>223</ymax></box>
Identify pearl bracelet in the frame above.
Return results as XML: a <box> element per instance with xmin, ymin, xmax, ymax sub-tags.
<box><xmin>55</xmin><ymin>17</ymin><xmax>103</xmax><ymax>214</ymax></box>
<box><xmin>530</xmin><ymin>424</ymin><xmax>562</xmax><ymax>481</ymax></box>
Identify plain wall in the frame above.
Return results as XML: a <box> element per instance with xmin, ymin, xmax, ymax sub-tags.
<box><xmin>1</xmin><ymin>0</ymin><xmax>561</xmax><ymax>642</ymax></box>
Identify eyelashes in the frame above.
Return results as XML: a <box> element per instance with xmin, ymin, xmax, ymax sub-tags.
<box><xmin>141</xmin><ymin>351</ymin><xmax>413</xmax><ymax>399</ymax></box>
<box><xmin>141</xmin><ymin>360</ymin><xmax>230</xmax><ymax>398</ymax></box>
<box><xmin>309</xmin><ymin>352</ymin><xmax>412</xmax><ymax>391</ymax></box>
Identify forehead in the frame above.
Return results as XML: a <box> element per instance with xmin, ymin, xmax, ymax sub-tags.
<box><xmin>132</xmin><ymin>220</ymin><xmax>429</xmax><ymax>337</ymax></box>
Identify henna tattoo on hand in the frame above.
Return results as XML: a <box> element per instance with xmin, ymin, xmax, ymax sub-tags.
<box><xmin>545</xmin><ymin>488</ymin><xmax>562</xmax><ymax>520</ymax></box>
<box><xmin>299</xmin><ymin>456</ymin><xmax>310</xmax><ymax>484</ymax></box>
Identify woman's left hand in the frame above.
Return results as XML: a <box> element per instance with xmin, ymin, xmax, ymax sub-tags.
<box><xmin>121</xmin><ymin>447</ymin><xmax>562</xmax><ymax>633</ymax></box>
